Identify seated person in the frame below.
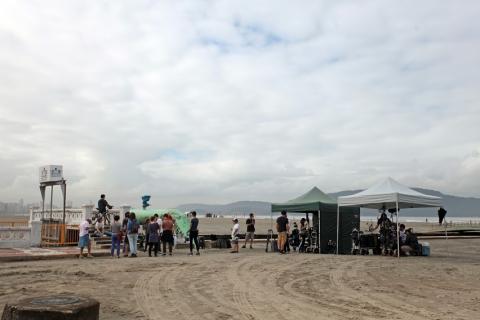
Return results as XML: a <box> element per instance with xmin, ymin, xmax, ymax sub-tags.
<box><xmin>401</xmin><ymin>228</ymin><xmax>419</xmax><ymax>256</ymax></box>
<box><xmin>290</xmin><ymin>222</ymin><xmax>300</xmax><ymax>251</ymax></box>
<box><xmin>94</xmin><ymin>217</ymin><xmax>104</xmax><ymax>237</ymax></box>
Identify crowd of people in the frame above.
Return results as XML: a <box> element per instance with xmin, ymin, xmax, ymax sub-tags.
<box><xmin>77</xmin><ymin>194</ymin><xmax>422</xmax><ymax>258</ymax></box>
<box><xmin>369</xmin><ymin>211</ymin><xmax>420</xmax><ymax>256</ymax></box>
<box><xmin>78</xmin><ymin>197</ymin><xmax>317</xmax><ymax>258</ymax></box>
<box><xmin>78</xmin><ymin>194</ymin><xmax>202</xmax><ymax>258</ymax></box>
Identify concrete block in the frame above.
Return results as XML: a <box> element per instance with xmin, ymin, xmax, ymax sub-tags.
<box><xmin>1</xmin><ymin>295</ymin><xmax>99</xmax><ymax>320</ymax></box>
<box><xmin>30</xmin><ymin>221</ymin><xmax>42</xmax><ymax>247</ymax></box>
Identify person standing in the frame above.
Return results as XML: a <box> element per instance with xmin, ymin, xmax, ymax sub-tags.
<box><xmin>189</xmin><ymin>211</ymin><xmax>200</xmax><ymax>256</ymax></box>
<box><xmin>78</xmin><ymin>218</ymin><xmax>93</xmax><ymax>258</ymax></box>
<box><xmin>110</xmin><ymin>215</ymin><xmax>122</xmax><ymax>258</ymax></box>
<box><xmin>127</xmin><ymin>212</ymin><xmax>139</xmax><ymax>257</ymax></box>
<box><xmin>242</xmin><ymin>213</ymin><xmax>256</xmax><ymax>249</ymax></box>
<box><xmin>122</xmin><ymin>212</ymin><xmax>130</xmax><ymax>257</ymax></box>
<box><xmin>161</xmin><ymin>214</ymin><xmax>175</xmax><ymax>256</ymax></box>
<box><xmin>143</xmin><ymin>217</ymin><xmax>151</xmax><ymax>252</ymax></box>
<box><xmin>154</xmin><ymin>213</ymin><xmax>162</xmax><ymax>254</ymax></box>
<box><xmin>299</xmin><ymin>218</ymin><xmax>309</xmax><ymax>253</ymax></box>
<box><xmin>147</xmin><ymin>216</ymin><xmax>160</xmax><ymax>257</ymax></box>
<box><xmin>276</xmin><ymin>211</ymin><xmax>289</xmax><ymax>254</ymax></box>
<box><xmin>231</xmin><ymin>218</ymin><xmax>240</xmax><ymax>253</ymax></box>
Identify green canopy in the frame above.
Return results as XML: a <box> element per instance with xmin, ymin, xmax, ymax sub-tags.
<box><xmin>271</xmin><ymin>187</ymin><xmax>336</xmax><ymax>212</ymax></box>
<box><xmin>131</xmin><ymin>208</ymin><xmax>190</xmax><ymax>236</ymax></box>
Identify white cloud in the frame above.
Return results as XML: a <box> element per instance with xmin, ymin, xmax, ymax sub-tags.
<box><xmin>0</xmin><ymin>0</ymin><xmax>480</xmax><ymax>208</ymax></box>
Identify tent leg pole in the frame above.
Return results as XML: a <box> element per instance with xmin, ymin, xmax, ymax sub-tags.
<box><xmin>270</xmin><ymin>211</ymin><xmax>273</xmax><ymax>231</ymax></box>
<box><xmin>336</xmin><ymin>205</ymin><xmax>339</xmax><ymax>255</ymax></box>
<box><xmin>317</xmin><ymin>210</ymin><xmax>321</xmax><ymax>253</ymax></box>
<box><xmin>396</xmin><ymin>200</ymin><xmax>400</xmax><ymax>259</ymax></box>
<box><xmin>444</xmin><ymin>209</ymin><xmax>448</xmax><ymax>255</ymax></box>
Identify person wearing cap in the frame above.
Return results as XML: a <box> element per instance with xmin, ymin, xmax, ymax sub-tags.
<box><xmin>231</xmin><ymin>218</ymin><xmax>240</xmax><ymax>253</ymax></box>
<box><xmin>78</xmin><ymin>218</ymin><xmax>93</xmax><ymax>258</ymax></box>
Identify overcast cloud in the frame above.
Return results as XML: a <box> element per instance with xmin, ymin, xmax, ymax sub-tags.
<box><xmin>1</xmin><ymin>1</ymin><xmax>479</xmax><ymax>207</ymax></box>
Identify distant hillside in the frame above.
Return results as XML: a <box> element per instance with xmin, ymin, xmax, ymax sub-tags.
<box><xmin>177</xmin><ymin>189</ymin><xmax>480</xmax><ymax>218</ymax></box>
<box><xmin>176</xmin><ymin>201</ymin><xmax>271</xmax><ymax>217</ymax></box>
<box><xmin>329</xmin><ymin>188</ymin><xmax>480</xmax><ymax>217</ymax></box>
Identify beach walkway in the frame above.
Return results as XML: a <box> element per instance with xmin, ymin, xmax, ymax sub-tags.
<box><xmin>0</xmin><ymin>247</ymin><xmax>109</xmax><ymax>262</ymax></box>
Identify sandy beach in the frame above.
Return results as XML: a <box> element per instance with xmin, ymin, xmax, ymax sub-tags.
<box><xmin>194</xmin><ymin>217</ymin><xmax>456</xmax><ymax>235</ymax></box>
<box><xmin>0</xmin><ymin>237</ymin><xmax>479</xmax><ymax>320</ymax></box>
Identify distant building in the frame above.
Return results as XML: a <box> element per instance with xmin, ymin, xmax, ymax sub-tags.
<box><xmin>0</xmin><ymin>199</ymin><xmax>30</xmax><ymax>216</ymax></box>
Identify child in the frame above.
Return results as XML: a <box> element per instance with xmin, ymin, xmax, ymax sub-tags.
<box><xmin>231</xmin><ymin>218</ymin><xmax>240</xmax><ymax>253</ymax></box>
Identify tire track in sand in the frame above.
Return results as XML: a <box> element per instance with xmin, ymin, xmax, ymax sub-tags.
<box><xmin>227</xmin><ymin>256</ymin><xmax>335</xmax><ymax>320</ymax></box>
<box><xmin>134</xmin><ymin>261</ymin><xmax>238</xmax><ymax>320</ymax></box>
<box><xmin>329</xmin><ymin>258</ymin><xmax>427</xmax><ymax>320</ymax></box>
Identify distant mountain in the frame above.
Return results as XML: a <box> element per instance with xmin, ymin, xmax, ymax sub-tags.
<box><xmin>176</xmin><ymin>201</ymin><xmax>271</xmax><ymax>217</ymax></box>
<box><xmin>177</xmin><ymin>189</ymin><xmax>480</xmax><ymax>218</ymax></box>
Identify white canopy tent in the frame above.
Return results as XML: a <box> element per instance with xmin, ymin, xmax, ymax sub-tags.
<box><xmin>336</xmin><ymin>177</ymin><xmax>442</xmax><ymax>257</ymax></box>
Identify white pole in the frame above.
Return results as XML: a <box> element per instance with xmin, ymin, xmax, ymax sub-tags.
<box><xmin>396</xmin><ymin>199</ymin><xmax>400</xmax><ymax>258</ymax></box>
<box><xmin>444</xmin><ymin>209</ymin><xmax>448</xmax><ymax>255</ymax></box>
<box><xmin>336</xmin><ymin>205</ymin><xmax>339</xmax><ymax>254</ymax></box>
<box><xmin>270</xmin><ymin>210</ymin><xmax>273</xmax><ymax>231</ymax></box>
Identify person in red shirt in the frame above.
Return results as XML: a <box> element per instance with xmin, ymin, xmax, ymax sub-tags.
<box><xmin>161</xmin><ymin>214</ymin><xmax>175</xmax><ymax>256</ymax></box>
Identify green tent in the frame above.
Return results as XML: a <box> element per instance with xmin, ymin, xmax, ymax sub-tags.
<box><xmin>271</xmin><ymin>187</ymin><xmax>359</xmax><ymax>254</ymax></box>
<box><xmin>132</xmin><ymin>208</ymin><xmax>190</xmax><ymax>237</ymax></box>
<box><xmin>271</xmin><ymin>186</ymin><xmax>336</xmax><ymax>212</ymax></box>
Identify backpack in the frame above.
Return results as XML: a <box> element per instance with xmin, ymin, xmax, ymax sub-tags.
<box><xmin>129</xmin><ymin>220</ymin><xmax>140</xmax><ymax>234</ymax></box>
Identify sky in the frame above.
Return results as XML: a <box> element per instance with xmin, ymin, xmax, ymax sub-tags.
<box><xmin>0</xmin><ymin>0</ymin><xmax>479</xmax><ymax>208</ymax></box>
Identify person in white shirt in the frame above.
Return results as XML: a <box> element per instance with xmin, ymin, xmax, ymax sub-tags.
<box><xmin>154</xmin><ymin>213</ymin><xmax>163</xmax><ymax>253</ymax></box>
<box><xmin>94</xmin><ymin>217</ymin><xmax>104</xmax><ymax>237</ymax></box>
<box><xmin>78</xmin><ymin>218</ymin><xmax>93</xmax><ymax>258</ymax></box>
<box><xmin>231</xmin><ymin>218</ymin><xmax>240</xmax><ymax>253</ymax></box>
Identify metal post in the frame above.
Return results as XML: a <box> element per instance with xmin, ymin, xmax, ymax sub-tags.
<box><xmin>317</xmin><ymin>210</ymin><xmax>321</xmax><ymax>253</ymax></box>
<box><xmin>396</xmin><ymin>199</ymin><xmax>400</xmax><ymax>258</ymax></box>
<box><xmin>444</xmin><ymin>209</ymin><xmax>448</xmax><ymax>255</ymax></box>
<box><xmin>270</xmin><ymin>210</ymin><xmax>273</xmax><ymax>231</ymax></box>
<box><xmin>336</xmin><ymin>205</ymin><xmax>339</xmax><ymax>254</ymax></box>
<box><xmin>62</xmin><ymin>181</ymin><xmax>66</xmax><ymax>225</ymax></box>
<box><xmin>50</xmin><ymin>185</ymin><xmax>54</xmax><ymax>220</ymax></box>
<box><xmin>41</xmin><ymin>186</ymin><xmax>45</xmax><ymax>221</ymax></box>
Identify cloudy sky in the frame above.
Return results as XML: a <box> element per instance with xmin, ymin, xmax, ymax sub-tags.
<box><xmin>1</xmin><ymin>1</ymin><xmax>479</xmax><ymax>208</ymax></box>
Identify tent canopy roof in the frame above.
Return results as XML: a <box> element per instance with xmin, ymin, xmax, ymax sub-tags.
<box><xmin>271</xmin><ymin>186</ymin><xmax>336</xmax><ymax>212</ymax></box>
<box><xmin>338</xmin><ymin>177</ymin><xmax>442</xmax><ymax>209</ymax></box>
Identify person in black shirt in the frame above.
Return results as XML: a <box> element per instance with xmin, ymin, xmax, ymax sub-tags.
<box><xmin>97</xmin><ymin>194</ymin><xmax>113</xmax><ymax>214</ymax></box>
<box><xmin>189</xmin><ymin>211</ymin><xmax>200</xmax><ymax>256</ymax></box>
<box><xmin>276</xmin><ymin>211</ymin><xmax>289</xmax><ymax>254</ymax></box>
<box><xmin>122</xmin><ymin>211</ymin><xmax>130</xmax><ymax>257</ymax></box>
<box><xmin>370</xmin><ymin>211</ymin><xmax>393</xmax><ymax>254</ymax></box>
<box><xmin>242</xmin><ymin>213</ymin><xmax>256</xmax><ymax>249</ymax></box>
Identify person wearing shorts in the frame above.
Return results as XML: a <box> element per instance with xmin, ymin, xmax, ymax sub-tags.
<box><xmin>231</xmin><ymin>218</ymin><xmax>240</xmax><ymax>253</ymax></box>
<box><xmin>78</xmin><ymin>218</ymin><xmax>93</xmax><ymax>258</ymax></box>
<box><xmin>276</xmin><ymin>211</ymin><xmax>289</xmax><ymax>254</ymax></box>
<box><xmin>242</xmin><ymin>213</ymin><xmax>255</xmax><ymax>249</ymax></box>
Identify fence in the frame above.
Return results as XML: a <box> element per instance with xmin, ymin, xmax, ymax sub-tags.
<box><xmin>40</xmin><ymin>219</ymin><xmax>79</xmax><ymax>247</ymax></box>
<box><xmin>0</xmin><ymin>218</ymin><xmax>29</xmax><ymax>227</ymax></box>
